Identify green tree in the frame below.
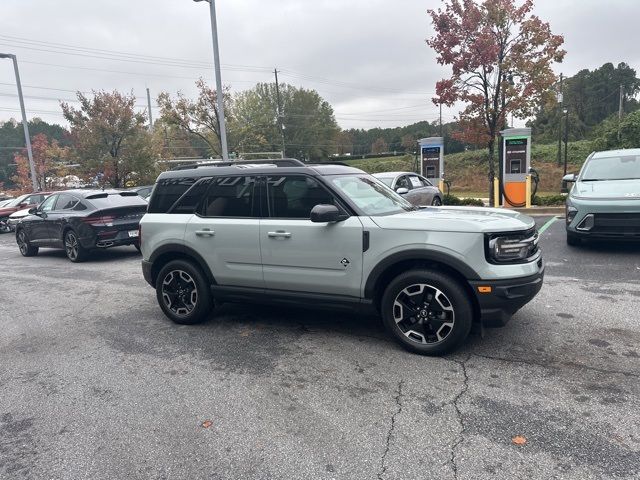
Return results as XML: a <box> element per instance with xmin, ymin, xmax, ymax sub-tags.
<box><xmin>61</xmin><ymin>90</ymin><xmax>153</xmax><ymax>188</ymax></box>
<box><xmin>594</xmin><ymin>110</ymin><xmax>640</xmax><ymax>150</ymax></box>
<box><xmin>371</xmin><ymin>137</ymin><xmax>388</xmax><ymax>154</ymax></box>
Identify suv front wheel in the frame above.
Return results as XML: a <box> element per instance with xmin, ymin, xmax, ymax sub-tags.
<box><xmin>156</xmin><ymin>259</ymin><xmax>213</xmax><ymax>325</ymax></box>
<box><xmin>381</xmin><ymin>270</ymin><xmax>472</xmax><ymax>355</ymax></box>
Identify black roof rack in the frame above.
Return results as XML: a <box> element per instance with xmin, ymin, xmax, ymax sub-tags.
<box><xmin>170</xmin><ymin>158</ymin><xmax>305</xmax><ymax>171</ymax></box>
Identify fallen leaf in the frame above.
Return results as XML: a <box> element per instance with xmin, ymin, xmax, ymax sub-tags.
<box><xmin>512</xmin><ymin>435</ymin><xmax>527</xmax><ymax>445</ymax></box>
<box><xmin>201</xmin><ymin>420</ymin><xmax>213</xmax><ymax>428</ymax></box>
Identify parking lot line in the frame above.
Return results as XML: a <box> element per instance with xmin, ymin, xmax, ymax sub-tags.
<box><xmin>538</xmin><ymin>216</ymin><xmax>557</xmax><ymax>234</ymax></box>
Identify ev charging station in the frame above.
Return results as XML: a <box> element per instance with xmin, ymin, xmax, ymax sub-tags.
<box><xmin>418</xmin><ymin>137</ymin><xmax>444</xmax><ymax>192</ymax></box>
<box><xmin>497</xmin><ymin>127</ymin><xmax>532</xmax><ymax>207</ymax></box>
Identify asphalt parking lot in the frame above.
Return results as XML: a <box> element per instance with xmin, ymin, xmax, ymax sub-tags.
<box><xmin>0</xmin><ymin>217</ymin><xmax>639</xmax><ymax>480</ymax></box>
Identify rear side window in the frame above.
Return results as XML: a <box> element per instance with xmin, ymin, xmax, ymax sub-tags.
<box><xmin>170</xmin><ymin>178</ymin><xmax>212</xmax><ymax>214</ymax></box>
<box><xmin>147</xmin><ymin>177</ymin><xmax>197</xmax><ymax>213</ymax></box>
<box><xmin>55</xmin><ymin>194</ymin><xmax>79</xmax><ymax>210</ymax></box>
<box><xmin>197</xmin><ymin>176</ymin><xmax>258</xmax><ymax>218</ymax></box>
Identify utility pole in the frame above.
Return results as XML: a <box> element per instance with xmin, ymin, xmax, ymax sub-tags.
<box><xmin>618</xmin><ymin>84</ymin><xmax>624</xmax><ymax>142</ymax></box>
<box><xmin>274</xmin><ymin>68</ymin><xmax>286</xmax><ymax>157</ymax></box>
<box><xmin>146</xmin><ymin>87</ymin><xmax>153</xmax><ymax>131</ymax></box>
<box><xmin>0</xmin><ymin>53</ymin><xmax>38</xmax><ymax>191</ymax></box>
<box><xmin>563</xmin><ymin>108</ymin><xmax>569</xmax><ymax>175</ymax></box>
<box><xmin>557</xmin><ymin>73</ymin><xmax>563</xmax><ymax>166</ymax></box>
<box><xmin>194</xmin><ymin>0</ymin><xmax>229</xmax><ymax>161</ymax></box>
<box><xmin>439</xmin><ymin>102</ymin><xmax>443</xmax><ymax>137</ymax></box>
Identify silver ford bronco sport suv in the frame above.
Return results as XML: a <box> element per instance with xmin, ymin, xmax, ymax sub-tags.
<box><xmin>140</xmin><ymin>159</ymin><xmax>544</xmax><ymax>355</ymax></box>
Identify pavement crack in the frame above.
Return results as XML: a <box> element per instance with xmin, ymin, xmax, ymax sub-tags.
<box><xmin>378</xmin><ymin>379</ymin><xmax>404</xmax><ymax>480</ymax></box>
<box><xmin>449</xmin><ymin>356</ymin><xmax>470</xmax><ymax>480</ymax></box>
<box><xmin>473</xmin><ymin>353</ymin><xmax>640</xmax><ymax>379</ymax></box>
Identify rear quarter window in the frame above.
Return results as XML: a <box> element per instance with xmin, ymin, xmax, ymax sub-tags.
<box><xmin>147</xmin><ymin>177</ymin><xmax>197</xmax><ymax>213</ymax></box>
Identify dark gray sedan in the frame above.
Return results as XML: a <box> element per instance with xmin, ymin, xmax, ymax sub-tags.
<box><xmin>373</xmin><ymin>171</ymin><xmax>443</xmax><ymax>206</ymax></box>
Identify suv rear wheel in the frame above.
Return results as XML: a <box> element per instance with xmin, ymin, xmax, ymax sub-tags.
<box><xmin>381</xmin><ymin>270</ymin><xmax>472</xmax><ymax>355</ymax></box>
<box><xmin>156</xmin><ymin>259</ymin><xmax>213</xmax><ymax>325</ymax></box>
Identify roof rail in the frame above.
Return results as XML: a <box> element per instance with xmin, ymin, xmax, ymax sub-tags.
<box><xmin>170</xmin><ymin>158</ymin><xmax>305</xmax><ymax>171</ymax></box>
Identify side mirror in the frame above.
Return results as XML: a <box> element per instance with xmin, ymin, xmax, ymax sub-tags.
<box><xmin>310</xmin><ymin>204</ymin><xmax>346</xmax><ymax>223</ymax></box>
<box><xmin>562</xmin><ymin>173</ymin><xmax>577</xmax><ymax>183</ymax></box>
<box><xmin>396</xmin><ymin>187</ymin><xmax>409</xmax><ymax>195</ymax></box>
<box><xmin>28</xmin><ymin>207</ymin><xmax>38</xmax><ymax>215</ymax></box>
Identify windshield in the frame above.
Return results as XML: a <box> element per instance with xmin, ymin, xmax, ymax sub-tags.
<box><xmin>4</xmin><ymin>194</ymin><xmax>28</xmax><ymax>208</ymax></box>
<box><xmin>581</xmin><ymin>155</ymin><xmax>640</xmax><ymax>181</ymax></box>
<box><xmin>329</xmin><ymin>174</ymin><xmax>415</xmax><ymax>216</ymax></box>
<box><xmin>375</xmin><ymin>176</ymin><xmax>394</xmax><ymax>187</ymax></box>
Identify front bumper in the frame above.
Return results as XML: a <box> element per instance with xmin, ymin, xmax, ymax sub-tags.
<box><xmin>469</xmin><ymin>260</ymin><xmax>544</xmax><ymax>327</ymax></box>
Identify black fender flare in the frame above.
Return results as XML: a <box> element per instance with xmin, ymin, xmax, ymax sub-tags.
<box><xmin>363</xmin><ymin>249</ymin><xmax>480</xmax><ymax>299</ymax></box>
<box><xmin>149</xmin><ymin>243</ymin><xmax>216</xmax><ymax>285</ymax></box>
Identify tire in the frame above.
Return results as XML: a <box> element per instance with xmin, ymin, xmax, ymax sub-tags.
<box><xmin>16</xmin><ymin>229</ymin><xmax>39</xmax><ymax>257</ymax></box>
<box><xmin>64</xmin><ymin>230</ymin><xmax>88</xmax><ymax>262</ymax></box>
<box><xmin>431</xmin><ymin>196</ymin><xmax>442</xmax><ymax>206</ymax></box>
<box><xmin>156</xmin><ymin>259</ymin><xmax>213</xmax><ymax>325</ymax></box>
<box><xmin>566</xmin><ymin>232</ymin><xmax>581</xmax><ymax>246</ymax></box>
<box><xmin>381</xmin><ymin>269</ymin><xmax>473</xmax><ymax>355</ymax></box>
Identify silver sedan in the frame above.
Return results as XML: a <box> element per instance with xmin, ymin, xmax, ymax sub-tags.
<box><xmin>373</xmin><ymin>171</ymin><xmax>443</xmax><ymax>206</ymax></box>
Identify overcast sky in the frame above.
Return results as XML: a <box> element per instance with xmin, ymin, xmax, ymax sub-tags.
<box><xmin>1</xmin><ymin>0</ymin><xmax>638</xmax><ymax>131</ymax></box>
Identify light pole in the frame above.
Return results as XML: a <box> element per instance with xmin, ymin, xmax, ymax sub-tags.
<box><xmin>0</xmin><ymin>53</ymin><xmax>38</xmax><ymax>191</ymax></box>
<box><xmin>193</xmin><ymin>0</ymin><xmax>229</xmax><ymax>161</ymax></box>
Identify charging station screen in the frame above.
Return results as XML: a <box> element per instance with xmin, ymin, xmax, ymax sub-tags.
<box><xmin>505</xmin><ymin>139</ymin><xmax>527</xmax><ymax>174</ymax></box>
<box><xmin>422</xmin><ymin>146</ymin><xmax>440</xmax><ymax>178</ymax></box>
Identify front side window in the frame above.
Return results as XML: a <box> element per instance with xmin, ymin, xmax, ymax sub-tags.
<box><xmin>266</xmin><ymin>175</ymin><xmax>337</xmax><ymax>219</ymax></box>
<box><xmin>198</xmin><ymin>176</ymin><xmax>257</xmax><ymax>218</ymax></box>
<box><xmin>581</xmin><ymin>155</ymin><xmax>640</xmax><ymax>181</ymax></box>
<box><xmin>329</xmin><ymin>175</ymin><xmax>415</xmax><ymax>216</ymax></box>
<box><xmin>54</xmin><ymin>194</ymin><xmax>78</xmax><ymax>210</ymax></box>
<box><xmin>40</xmin><ymin>195</ymin><xmax>57</xmax><ymax>213</ymax></box>
<box><xmin>396</xmin><ymin>176</ymin><xmax>411</xmax><ymax>190</ymax></box>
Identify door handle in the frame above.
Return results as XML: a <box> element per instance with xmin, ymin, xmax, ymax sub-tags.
<box><xmin>267</xmin><ymin>231</ymin><xmax>292</xmax><ymax>238</ymax></box>
<box><xmin>195</xmin><ymin>229</ymin><xmax>215</xmax><ymax>237</ymax></box>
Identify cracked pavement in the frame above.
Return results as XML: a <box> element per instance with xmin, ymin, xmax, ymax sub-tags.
<box><xmin>1</xmin><ymin>217</ymin><xmax>639</xmax><ymax>479</ymax></box>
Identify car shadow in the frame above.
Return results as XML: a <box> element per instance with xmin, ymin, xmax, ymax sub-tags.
<box><xmin>34</xmin><ymin>246</ymin><xmax>141</xmax><ymax>262</ymax></box>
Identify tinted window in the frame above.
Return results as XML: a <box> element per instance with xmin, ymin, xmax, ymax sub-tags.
<box><xmin>267</xmin><ymin>175</ymin><xmax>336</xmax><ymax>219</ymax></box>
<box><xmin>396</xmin><ymin>176</ymin><xmax>411</xmax><ymax>190</ymax></box>
<box><xmin>171</xmin><ymin>178</ymin><xmax>212</xmax><ymax>214</ymax></box>
<box><xmin>198</xmin><ymin>176</ymin><xmax>257</xmax><ymax>218</ymax></box>
<box><xmin>148</xmin><ymin>178</ymin><xmax>197</xmax><ymax>213</ymax></box>
<box><xmin>55</xmin><ymin>194</ymin><xmax>79</xmax><ymax>210</ymax></box>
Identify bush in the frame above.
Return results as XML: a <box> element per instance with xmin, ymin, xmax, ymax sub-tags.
<box><xmin>532</xmin><ymin>194</ymin><xmax>567</xmax><ymax>206</ymax></box>
<box><xmin>443</xmin><ymin>194</ymin><xmax>484</xmax><ymax>206</ymax></box>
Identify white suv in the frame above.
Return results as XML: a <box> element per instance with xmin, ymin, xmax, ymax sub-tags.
<box><xmin>140</xmin><ymin>160</ymin><xmax>544</xmax><ymax>355</ymax></box>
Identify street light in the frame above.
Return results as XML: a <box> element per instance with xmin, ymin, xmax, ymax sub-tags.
<box><xmin>193</xmin><ymin>0</ymin><xmax>229</xmax><ymax>161</ymax></box>
<box><xmin>0</xmin><ymin>53</ymin><xmax>38</xmax><ymax>191</ymax></box>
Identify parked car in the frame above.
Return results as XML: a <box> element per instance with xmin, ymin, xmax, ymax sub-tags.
<box><xmin>15</xmin><ymin>189</ymin><xmax>148</xmax><ymax>262</ymax></box>
<box><xmin>0</xmin><ymin>192</ymin><xmax>52</xmax><ymax>233</ymax></box>
<box><xmin>7</xmin><ymin>206</ymin><xmax>35</xmax><ymax>231</ymax></box>
<box><xmin>372</xmin><ymin>171</ymin><xmax>443</xmax><ymax>206</ymax></box>
<box><xmin>564</xmin><ymin>148</ymin><xmax>640</xmax><ymax>246</ymax></box>
<box><xmin>139</xmin><ymin>159</ymin><xmax>543</xmax><ymax>356</ymax></box>
<box><xmin>128</xmin><ymin>185</ymin><xmax>153</xmax><ymax>200</ymax></box>
<box><xmin>0</xmin><ymin>198</ymin><xmax>15</xmax><ymax>208</ymax></box>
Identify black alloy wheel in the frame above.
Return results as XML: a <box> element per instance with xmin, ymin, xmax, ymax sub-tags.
<box><xmin>64</xmin><ymin>230</ymin><xmax>88</xmax><ymax>262</ymax></box>
<box><xmin>156</xmin><ymin>259</ymin><xmax>213</xmax><ymax>325</ymax></box>
<box><xmin>16</xmin><ymin>229</ymin><xmax>38</xmax><ymax>257</ymax></box>
<box><xmin>381</xmin><ymin>270</ymin><xmax>472</xmax><ymax>355</ymax></box>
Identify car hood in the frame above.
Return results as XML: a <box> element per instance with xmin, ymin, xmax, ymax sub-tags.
<box><xmin>370</xmin><ymin>206</ymin><xmax>535</xmax><ymax>233</ymax></box>
<box><xmin>0</xmin><ymin>206</ymin><xmax>19</xmax><ymax>216</ymax></box>
<box><xmin>9</xmin><ymin>207</ymin><xmax>32</xmax><ymax>218</ymax></box>
<box><xmin>573</xmin><ymin>179</ymin><xmax>640</xmax><ymax>200</ymax></box>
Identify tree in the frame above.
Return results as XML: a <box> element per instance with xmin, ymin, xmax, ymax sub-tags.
<box><xmin>401</xmin><ymin>134</ymin><xmax>417</xmax><ymax>153</ymax></box>
<box><xmin>594</xmin><ymin>110</ymin><xmax>640</xmax><ymax>151</ymax></box>
<box><xmin>371</xmin><ymin>137</ymin><xmax>388</xmax><ymax>154</ymax></box>
<box><xmin>157</xmin><ymin>79</ymin><xmax>234</xmax><ymax>159</ymax></box>
<box><xmin>62</xmin><ymin>90</ymin><xmax>152</xmax><ymax>188</ymax></box>
<box><xmin>12</xmin><ymin>133</ymin><xmax>69</xmax><ymax>191</ymax></box>
<box><xmin>427</xmin><ymin>0</ymin><xmax>565</xmax><ymax>203</ymax></box>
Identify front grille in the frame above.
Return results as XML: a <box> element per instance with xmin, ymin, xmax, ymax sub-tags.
<box><xmin>592</xmin><ymin>213</ymin><xmax>640</xmax><ymax>236</ymax></box>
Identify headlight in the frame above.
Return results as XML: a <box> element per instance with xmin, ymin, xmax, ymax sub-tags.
<box><xmin>566</xmin><ymin>205</ymin><xmax>578</xmax><ymax>225</ymax></box>
<box><xmin>486</xmin><ymin>228</ymin><xmax>539</xmax><ymax>264</ymax></box>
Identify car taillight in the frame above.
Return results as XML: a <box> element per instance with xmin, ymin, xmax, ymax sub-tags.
<box><xmin>82</xmin><ymin>215</ymin><xmax>116</xmax><ymax>226</ymax></box>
